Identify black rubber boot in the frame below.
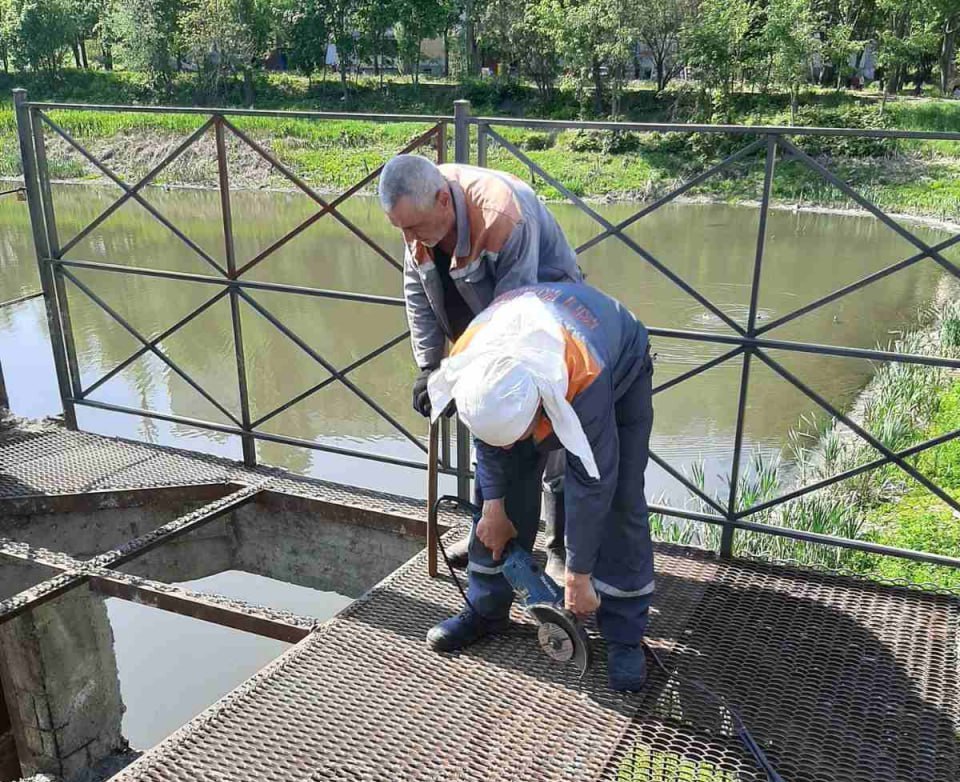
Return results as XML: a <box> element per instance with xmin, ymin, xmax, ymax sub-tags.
<box><xmin>542</xmin><ymin>489</ymin><xmax>566</xmax><ymax>584</ymax></box>
<box><xmin>442</xmin><ymin>535</ymin><xmax>469</xmax><ymax>570</ymax></box>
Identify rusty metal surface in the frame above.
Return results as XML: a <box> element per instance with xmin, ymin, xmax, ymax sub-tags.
<box><xmin>1</xmin><ymin>422</ymin><xmax>958</xmax><ymax>781</ymax></box>
<box><xmin>105</xmin><ymin>542</ymin><xmax>959</xmax><ymax>782</ymax></box>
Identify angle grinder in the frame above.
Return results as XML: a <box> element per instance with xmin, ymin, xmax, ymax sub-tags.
<box><xmin>433</xmin><ymin>495</ymin><xmax>593</xmax><ymax>677</ymax></box>
<box><xmin>501</xmin><ymin>542</ymin><xmax>594</xmax><ymax>676</ymax></box>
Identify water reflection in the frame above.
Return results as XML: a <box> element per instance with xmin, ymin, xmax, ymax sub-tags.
<box><xmin>0</xmin><ymin>187</ymin><xmax>948</xmax><ymax>501</ymax></box>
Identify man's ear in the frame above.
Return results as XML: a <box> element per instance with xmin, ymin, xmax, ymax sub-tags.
<box><xmin>436</xmin><ymin>187</ymin><xmax>450</xmax><ymax>210</ymax></box>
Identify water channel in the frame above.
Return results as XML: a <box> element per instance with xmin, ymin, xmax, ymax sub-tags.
<box><xmin>0</xmin><ymin>184</ymin><xmax>952</xmax><ymax>755</ymax></box>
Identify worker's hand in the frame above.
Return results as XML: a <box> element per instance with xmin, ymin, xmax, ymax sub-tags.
<box><xmin>412</xmin><ymin>367</ymin><xmax>434</xmax><ymax>417</ymax></box>
<box><xmin>476</xmin><ymin>498</ymin><xmax>517</xmax><ymax>561</ymax></box>
<box><xmin>565</xmin><ymin>571</ymin><xmax>600</xmax><ymax>618</ymax></box>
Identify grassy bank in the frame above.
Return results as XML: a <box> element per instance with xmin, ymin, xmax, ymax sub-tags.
<box><xmin>2</xmin><ymin>70</ymin><xmax>960</xmax><ymax>219</ymax></box>
<box><xmin>652</xmin><ymin>281</ymin><xmax>960</xmax><ymax>588</ymax></box>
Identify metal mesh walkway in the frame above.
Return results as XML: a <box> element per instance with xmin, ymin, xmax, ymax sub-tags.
<box><xmin>1</xmin><ymin>419</ymin><xmax>958</xmax><ymax>781</ymax></box>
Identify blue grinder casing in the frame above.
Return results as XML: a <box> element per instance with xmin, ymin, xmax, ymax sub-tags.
<box><xmin>501</xmin><ymin>544</ymin><xmax>594</xmax><ymax>676</ymax></box>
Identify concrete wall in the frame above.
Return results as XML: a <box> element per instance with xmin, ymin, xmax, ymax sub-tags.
<box><xmin>0</xmin><ymin>489</ymin><xmax>427</xmax><ymax>780</ymax></box>
<box><xmin>0</xmin><ymin>587</ymin><xmax>124</xmax><ymax>781</ymax></box>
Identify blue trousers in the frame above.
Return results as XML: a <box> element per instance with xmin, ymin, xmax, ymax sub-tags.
<box><xmin>467</xmin><ymin>364</ymin><xmax>655</xmax><ymax>645</ymax></box>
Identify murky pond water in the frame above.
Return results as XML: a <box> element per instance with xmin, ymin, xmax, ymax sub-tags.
<box><xmin>0</xmin><ymin>185</ymin><xmax>949</xmax><ymax>502</ymax></box>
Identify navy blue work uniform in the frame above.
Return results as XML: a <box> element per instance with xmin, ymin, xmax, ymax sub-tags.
<box><xmin>460</xmin><ymin>283</ymin><xmax>655</xmax><ymax>644</ymax></box>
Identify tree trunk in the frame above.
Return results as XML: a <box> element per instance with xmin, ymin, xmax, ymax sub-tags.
<box><xmin>790</xmin><ymin>85</ymin><xmax>798</xmax><ymax>124</ymax></box>
<box><xmin>940</xmin><ymin>24</ymin><xmax>958</xmax><ymax>95</ymax></box>
<box><xmin>80</xmin><ymin>39</ymin><xmax>89</xmax><ymax>69</ymax></box>
<box><xmin>591</xmin><ymin>59</ymin><xmax>603</xmax><ymax>115</ymax></box>
<box><xmin>72</xmin><ymin>41</ymin><xmax>82</xmax><ymax>68</ymax></box>
<box><xmin>443</xmin><ymin>31</ymin><xmax>449</xmax><ymax>78</ymax></box>
<box><xmin>656</xmin><ymin>56</ymin><xmax>667</xmax><ymax>93</ymax></box>
<box><xmin>243</xmin><ymin>68</ymin><xmax>255</xmax><ymax>104</ymax></box>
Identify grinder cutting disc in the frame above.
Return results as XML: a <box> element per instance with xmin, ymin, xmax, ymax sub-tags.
<box><xmin>527</xmin><ymin>603</ymin><xmax>593</xmax><ymax>676</ymax></box>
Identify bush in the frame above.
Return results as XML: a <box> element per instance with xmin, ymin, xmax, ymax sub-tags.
<box><xmin>564</xmin><ymin>129</ymin><xmax>641</xmax><ymax>154</ymax></box>
<box><xmin>792</xmin><ymin>104</ymin><xmax>893</xmax><ymax>158</ymax></box>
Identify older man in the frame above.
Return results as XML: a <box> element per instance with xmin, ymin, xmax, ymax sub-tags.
<box><xmin>426</xmin><ymin>283</ymin><xmax>655</xmax><ymax>692</ymax></box>
<box><xmin>378</xmin><ymin>154</ymin><xmax>582</xmax><ymax>576</ymax></box>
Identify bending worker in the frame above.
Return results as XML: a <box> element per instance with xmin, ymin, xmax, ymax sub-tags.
<box><xmin>378</xmin><ymin>154</ymin><xmax>581</xmax><ymax>577</ymax></box>
<box><xmin>426</xmin><ymin>282</ymin><xmax>655</xmax><ymax>692</ymax></box>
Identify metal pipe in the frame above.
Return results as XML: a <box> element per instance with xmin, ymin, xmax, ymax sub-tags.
<box><xmin>427</xmin><ymin>420</ymin><xmax>439</xmax><ymax>577</ymax></box>
<box><xmin>644</xmin><ymin>326</ymin><xmax>960</xmax><ymax>370</ymax></box>
<box><xmin>722</xmin><ymin>351</ymin><xmax>753</xmax><ymax>557</ymax></box>
<box><xmin>487</xmin><ymin>126</ymin><xmax>746</xmax><ymax>336</ymax></box>
<box><xmin>0</xmin><ymin>291</ymin><xmax>43</xmax><ymax>308</ymax></box>
<box><xmin>32</xmin><ymin>110</ymin><xmax>84</xmax><ymax>402</ymax></box>
<box><xmin>61</xmin><ymin>268</ymin><xmax>244</xmax><ymax>427</ymax></box>
<box><xmin>216</xmin><ymin>117</ymin><xmax>257</xmax><ymax>467</ymax></box>
<box><xmin>36</xmin><ymin>111</ymin><xmax>229</xmax><ymax>277</ymax></box>
<box><xmin>469</xmin><ymin>115</ymin><xmax>960</xmax><ymax>141</ymax></box>
<box><xmin>26</xmin><ymin>102</ymin><xmax>451</xmax><ymax>123</ymax></box>
<box><xmin>71</xmin><ymin>396</ymin><xmax>462</xmax><ymax>474</ymax></box>
<box><xmin>477</xmin><ymin>122</ymin><xmax>487</xmax><ymax>168</ymax></box>
<box><xmin>52</xmin><ymin>258</ymin><xmax>405</xmax><ymax>306</ymax></box>
<box><xmin>237</xmin><ymin>289</ymin><xmax>427</xmax><ymax>452</ymax></box>
<box><xmin>454</xmin><ymin>100</ymin><xmax>473</xmax><ymax>502</ymax></box>
<box><xmin>454</xmin><ymin>100</ymin><xmax>471</xmax><ymax>165</ymax></box>
<box><xmin>13</xmin><ymin>89</ymin><xmax>77</xmax><ymax>428</ymax></box>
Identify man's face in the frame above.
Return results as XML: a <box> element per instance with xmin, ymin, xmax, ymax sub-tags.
<box><xmin>386</xmin><ymin>189</ymin><xmax>452</xmax><ymax>249</ymax></box>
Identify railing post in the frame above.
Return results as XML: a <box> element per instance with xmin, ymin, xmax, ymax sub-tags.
<box><xmin>477</xmin><ymin>122</ymin><xmax>487</xmax><ymax>168</ymax></box>
<box><xmin>453</xmin><ymin>100</ymin><xmax>472</xmax><ymax>502</ymax></box>
<box><xmin>721</xmin><ymin>134</ymin><xmax>779</xmax><ymax>559</ymax></box>
<box><xmin>13</xmin><ymin>89</ymin><xmax>77</xmax><ymax>428</ymax></box>
<box><xmin>215</xmin><ymin>116</ymin><xmax>257</xmax><ymax>467</ymax></box>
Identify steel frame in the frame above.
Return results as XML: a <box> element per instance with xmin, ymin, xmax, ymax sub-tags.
<box><xmin>13</xmin><ymin>89</ymin><xmax>473</xmax><ymax>487</ymax></box>
<box><xmin>12</xmin><ymin>90</ymin><xmax>960</xmax><ymax>566</ymax></box>
<box><xmin>475</xmin><ymin>111</ymin><xmax>960</xmax><ymax>562</ymax></box>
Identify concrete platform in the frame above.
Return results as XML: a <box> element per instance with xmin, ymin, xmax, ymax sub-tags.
<box><xmin>0</xmin><ymin>417</ymin><xmax>958</xmax><ymax>782</ymax></box>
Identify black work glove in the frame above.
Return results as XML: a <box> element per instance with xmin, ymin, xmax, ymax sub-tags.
<box><xmin>412</xmin><ymin>367</ymin><xmax>434</xmax><ymax>417</ymax></box>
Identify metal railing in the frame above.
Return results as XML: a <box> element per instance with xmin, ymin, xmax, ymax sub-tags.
<box><xmin>12</xmin><ymin>90</ymin><xmax>960</xmax><ymax>567</ymax></box>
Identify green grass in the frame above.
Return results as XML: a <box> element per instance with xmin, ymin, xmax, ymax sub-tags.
<box><xmin>651</xmin><ymin>300</ymin><xmax>960</xmax><ymax>586</ymax></box>
<box><xmin>4</xmin><ymin>69</ymin><xmax>960</xmax><ymax>215</ymax></box>
<box><xmin>856</xmin><ymin>379</ymin><xmax>960</xmax><ymax>589</ymax></box>
<box><xmin>616</xmin><ymin>745</ymin><xmax>739</xmax><ymax>782</ymax></box>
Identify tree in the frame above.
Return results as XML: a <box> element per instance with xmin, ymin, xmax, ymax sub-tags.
<box><xmin>681</xmin><ymin>0</ymin><xmax>755</xmax><ymax>100</ymax></box>
<box><xmin>3</xmin><ymin>0</ymin><xmax>76</xmax><ymax>75</ymax></box>
<box><xmin>182</xmin><ymin>0</ymin><xmax>272</xmax><ymax>102</ymax></box>
<box><xmin>394</xmin><ymin>0</ymin><xmax>448</xmax><ymax>85</ymax></box>
<box><xmin>930</xmin><ymin>0</ymin><xmax>960</xmax><ymax>94</ymax></box>
<box><xmin>764</xmin><ymin>0</ymin><xmax>819</xmax><ymax>122</ymax></box>
<box><xmin>875</xmin><ymin>0</ymin><xmax>936</xmax><ymax>100</ymax></box>
<box><xmin>282</xmin><ymin>0</ymin><xmax>329</xmax><ymax>80</ymax></box>
<box><xmin>636</xmin><ymin>0</ymin><xmax>694</xmax><ymax>94</ymax></box>
<box><xmin>111</xmin><ymin>0</ymin><xmax>183</xmax><ymax>92</ymax></box>
<box><xmin>356</xmin><ymin>0</ymin><xmax>397</xmax><ymax>86</ymax></box>
<box><xmin>478</xmin><ymin>0</ymin><xmax>559</xmax><ymax>99</ymax></box>
<box><xmin>326</xmin><ymin>0</ymin><xmax>359</xmax><ymax>96</ymax></box>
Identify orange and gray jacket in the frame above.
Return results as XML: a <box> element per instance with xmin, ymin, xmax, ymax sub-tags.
<box><xmin>403</xmin><ymin>164</ymin><xmax>582</xmax><ymax>369</ymax></box>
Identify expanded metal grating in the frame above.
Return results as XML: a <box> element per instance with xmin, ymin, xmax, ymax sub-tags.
<box><xmin>1</xmin><ymin>421</ymin><xmax>958</xmax><ymax>781</ymax></box>
<box><xmin>107</xmin><ymin>546</ymin><xmax>959</xmax><ymax>782</ymax></box>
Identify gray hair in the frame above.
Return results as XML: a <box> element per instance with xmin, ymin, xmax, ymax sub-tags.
<box><xmin>378</xmin><ymin>154</ymin><xmax>447</xmax><ymax>212</ymax></box>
